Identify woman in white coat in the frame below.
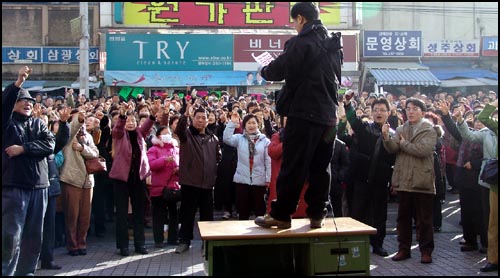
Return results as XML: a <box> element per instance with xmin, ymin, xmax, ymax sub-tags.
<box><xmin>224</xmin><ymin>112</ymin><xmax>271</xmax><ymax>220</ymax></box>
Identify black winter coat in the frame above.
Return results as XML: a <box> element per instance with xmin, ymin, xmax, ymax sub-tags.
<box><xmin>261</xmin><ymin>20</ymin><xmax>338</xmax><ymax>126</ymax></box>
<box><xmin>2</xmin><ymin>83</ymin><xmax>55</xmax><ymax>189</ymax></box>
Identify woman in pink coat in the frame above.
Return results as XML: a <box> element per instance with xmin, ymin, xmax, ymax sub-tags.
<box><xmin>147</xmin><ymin>126</ymin><xmax>180</xmax><ymax>248</ymax></box>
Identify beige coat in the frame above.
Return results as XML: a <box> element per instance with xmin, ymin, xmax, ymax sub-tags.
<box><xmin>383</xmin><ymin>118</ymin><xmax>437</xmax><ymax>194</ymax></box>
<box><xmin>59</xmin><ymin>117</ymin><xmax>99</xmax><ymax>188</ymax></box>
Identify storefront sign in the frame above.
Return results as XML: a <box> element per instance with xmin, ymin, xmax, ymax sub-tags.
<box><xmin>423</xmin><ymin>40</ymin><xmax>479</xmax><ymax>57</ymax></box>
<box><xmin>116</xmin><ymin>2</ymin><xmax>341</xmax><ymax>27</ymax></box>
<box><xmin>2</xmin><ymin>47</ymin><xmax>99</xmax><ymax>64</ymax></box>
<box><xmin>106</xmin><ymin>34</ymin><xmax>233</xmax><ymax>71</ymax></box>
<box><xmin>105</xmin><ymin>71</ymin><xmax>264</xmax><ymax>87</ymax></box>
<box><xmin>363</xmin><ymin>31</ymin><xmax>422</xmax><ymax>57</ymax></box>
<box><xmin>482</xmin><ymin>36</ymin><xmax>498</xmax><ymax>57</ymax></box>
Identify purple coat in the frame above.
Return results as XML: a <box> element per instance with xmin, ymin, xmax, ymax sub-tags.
<box><xmin>109</xmin><ymin>116</ymin><xmax>155</xmax><ymax>183</ymax></box>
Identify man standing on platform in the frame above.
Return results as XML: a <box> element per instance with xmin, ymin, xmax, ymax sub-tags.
<box><xmin>254</xmin><ymin>2</ymin><xmax>339</xmax><ymax>229</ymax></box>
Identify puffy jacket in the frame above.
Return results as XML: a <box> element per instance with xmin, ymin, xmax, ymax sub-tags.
<box><xmin>2</xmin><ymin>83</ymin><xmax>55</xmax><ymax>189</ymax></box>
<box><xmin>147</xmin><ymin>136</ymin><xmax>180</xmax><ymax>197</ymax></box>
<box><xmin>261</xmin><ymin>20</ymin><xmax>338</xmax><ymax>126</ymax></box>
<box><xmin>223</xmin><ymin>121</ymin><xmax>271</xmax><ymax>186</ymax></box>
<box><xmin>383</xmin><ymin>118</ymin><xmax>437</xmax><ymax>194</ymax></box>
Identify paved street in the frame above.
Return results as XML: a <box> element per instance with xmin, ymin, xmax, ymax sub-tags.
<box><xmin>35</xmin><ymin>191</ymin><xmax>497</xmax><ymax>276</ymax></box>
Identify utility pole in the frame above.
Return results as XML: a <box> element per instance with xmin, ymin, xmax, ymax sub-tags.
<box><xmin>79</xmin><ymin>2</ymin><xmax>89</xmax><ymax>98</ymax></box>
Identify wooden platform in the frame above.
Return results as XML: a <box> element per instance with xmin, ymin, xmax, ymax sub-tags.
<box><xmin>199</xmin><ymin>217</ymin><xmax>377</xmax><ymax>276</ymax></box>
<box><xmin>198</xmin><ymin>217</ymin><xmax>376</xmax><ymax>240</ymax></box>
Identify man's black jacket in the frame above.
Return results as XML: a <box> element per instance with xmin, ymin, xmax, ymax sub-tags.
<box><xmin>2</xmin><ymin>83</ymin><xmax>55</xmax><ymax>189</ymax></box>
<box><xmin>261</xmin><ymin>20</ymin><xmax>338</xmax><ymax>126</ymax></box>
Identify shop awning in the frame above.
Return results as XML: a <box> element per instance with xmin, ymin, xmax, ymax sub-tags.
<box><xmin>424</xmin><ymin>61</ymin><xmax>498</xmax><ymax>80</ymax></box>
<box><xmin>365</xmin><ymin>62</ymin><xmax>441</xmax><ymax>86</ymax></box>
<box><xmin>440</xmin><ymin>78</ymin><xmax>498</xmax><ymax>88</ymax></box>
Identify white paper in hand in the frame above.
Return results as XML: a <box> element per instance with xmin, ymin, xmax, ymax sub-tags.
<box><xmin>252</xmin><ymin>52</ymin><xmax>274</xmax><ymax>67</ymax></box>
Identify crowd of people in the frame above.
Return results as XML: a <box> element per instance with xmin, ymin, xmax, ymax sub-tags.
<box><xmin>2</xmin><ymin>62</ymin><xmax>498</xmax><ymax>275</ymax></box>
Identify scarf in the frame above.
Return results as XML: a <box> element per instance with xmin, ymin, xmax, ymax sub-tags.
<box><xmin>245</xmin><ymin>131</ymin><xmax>259</xmax><ymax>160</ymax></box>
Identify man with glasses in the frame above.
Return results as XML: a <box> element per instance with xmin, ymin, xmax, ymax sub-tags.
<box><xmin>340</xmin><ymin>94</ymin><xmax>396</xmax><ymax>257</ymax></box>
<box><xmin>382</xmin><ymin>97</ymin><xmax>438</xmax><ymax>264</ymax></box>
<box><xmin>2</xmin><ymin>66</ymin><xmax>56</xmax><ymax>276</ymax></box>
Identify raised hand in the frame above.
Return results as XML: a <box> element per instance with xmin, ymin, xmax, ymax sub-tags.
<box><xmin>15</xmin><ymin>66</ymin><xmax>32</xmax><ymax>87</ymax></box>
<box><xmin>381</xmin><ymin>123</ymin><xmax>390</xmax><ymax>140</ymax></box>
<box><xmin>435</xmin><ymin>100</ymin><xmax>450</xmax><ymax>115</ymax></box>
<box><xmin>59</xmin><ymin>107</ymin><xmax>72</xmax><ymax>122</ymax></box>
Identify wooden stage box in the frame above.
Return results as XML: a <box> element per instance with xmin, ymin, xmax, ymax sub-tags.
<box><xmin>199</xmin><ymin>217</ymin><xmax>376</xmax><ymax>276</ymax></box>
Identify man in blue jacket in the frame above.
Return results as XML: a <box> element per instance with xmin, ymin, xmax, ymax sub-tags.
<box><xmin>2</xmin><ymin>66</ymin><xmax>56</xmax><ymax>276</ymax></box>
<box><xmin>255</xmin><ymin>2</ymin><xmax>339</xmax><ymax>229</ymax></box>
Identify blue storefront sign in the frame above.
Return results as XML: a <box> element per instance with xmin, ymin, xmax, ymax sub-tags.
<box><xmin>363</xmin><ymin>31</ymin><xmax>422</xmax><ymax>57</ymax></box>
<box><xmin>105</xmin><ymin>33</ymin><xmax>233</xmax><ymax>71</ymax></box>
<box><xmin>2</xmin><ymin>46</ymin><xmax>99</xmax><ymax>64</ymax></box>
<box><xmin>104</xmin><ymin>70</ymin><xmax>260</xmax><ymax>87</ymax></box>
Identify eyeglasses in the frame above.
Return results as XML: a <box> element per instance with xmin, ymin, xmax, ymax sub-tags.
<box><xmin>406</xmin><ymin>107</ymin><xmax>421</xmax><ymax>112</ymax></box>
<box><xmin>17</xmin><ymin>99</ymin><xmax>34</xmax><ymax>104</ymax></box>
<box><xmin>372</xmin><ymin>109</ymin><xmax>388</xmax><ymax>113</ymax></box>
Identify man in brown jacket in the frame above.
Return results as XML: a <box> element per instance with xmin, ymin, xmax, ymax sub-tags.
<box><xmin>382</xmin><ymin>97</ymin><xmax>437</xmax><ymax>264</ymax></box>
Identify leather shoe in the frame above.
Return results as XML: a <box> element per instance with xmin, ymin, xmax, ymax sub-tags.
<box><xmin>480</xmin><ymin>263</ymin><xmax>498</xmax><ymax>272</ymax></box>
<box><xmin>135</xmin><ymin>246</ymin><xmax>149</xmax><ymax>254</ymax></box>
<box><xmin>372</xmin><ymin>246</ymin><xmax>389</xmax><ymax>257</ymax></box>
<box><xmin>120</xmin><ymin>248</ymin><xmax>129</xmax><ymax>257</ymax></box>
<box><xmin>68</xmin><ymin>250</ymin><xmax>79</xmax><ymax>256</ymax></box>
<box><xmin>392</xmin><ymin>251</ymin><xmax>411</xmax><ymax>261</ymax></box>
<box><xmin>460</xmin><ymin>244</ymin><xmax>478</xmax><ymax>252</ymax></box>
<box><xmin>41</xmin><ymin>262</ymin><xmax>62</xmax><ymax>270</ymax></box>
<box><xmin>78</xmin><ymin>248</ymin><xmax>87</xmax><ymax>255</ymax></box>
<box><xmin>254</xmin><ymin>214</ymin><xmax>291</xmax><ymax>229</ymax></box>
<box><xmin>421</xmin><ymin>254</ymin><xmax>432</xmax><ymax>264</ymax></box>
<box><xmin>310</xmin><ymin>218</ymin><xmax>325</xmax><ymax>229</ymax></box>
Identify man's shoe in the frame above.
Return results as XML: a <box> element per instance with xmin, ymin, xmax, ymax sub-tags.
<box><xmin>254</xmin><ymin>214</ymin><xmax>291</xmax><ymax>229</ymax></box>
<box><xmin>392</xmin><ymin>251</ymin><xmax>411</xmax><ymax>261</ymax></box>
<box><xmin>120</xmin><ymin>248</ymin><xmax>129</xmax><ymax>257</ymax></box>
<box><xmin>421</xmin><ymin>254</ymin><xmax>432</xmax><ymax>264</ymax></box>
<box><xmin>175</xmin><ymin>243</ymin><xmax>190</xmax><ymax>254</ymax></box>
<box><xmin>135</xmin><ymin>246</ymin><xmax>149</xmax><ymax>254</ymax></box>
<box><xmin>67</xmin><ymin>250</ymin><xmax>79</xmax><ymax>256</ymax></box>
<box><xmin>372</xmin><ymin>246</ymin><xmax>389</xmax><ymax>257</ymax></box>
<box><xmin>78</xmin><ymin>248</ymin><xmax>87</xmax><ymax>255</ymax></box>
<box><xmin>222</xmin><ymin>211</ymin><xmax>231</xmax><ymax>220</ymax></box>
<box><xmin>480</xmin><ymin>263</ymin><xmax>498</xmax><ymax>272</ymax></box>
<box><xmin>41</xmin><ymin>262</ymin><xmax>62</xmax><ymax>270</ymax></box>
<box><xmin>460</xmin><ymin>244</ymin><xmax>478</xmax><ymax>252</ymax></box>
<box><xmin>154</xmin><ymin>242</ymin><xmax>164</xmax><ymax>248</ymax></box>
<box><xmin>310</xmin><ymin>218</ymin><xmax>325</xmax><ymax>229</ymax></box>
